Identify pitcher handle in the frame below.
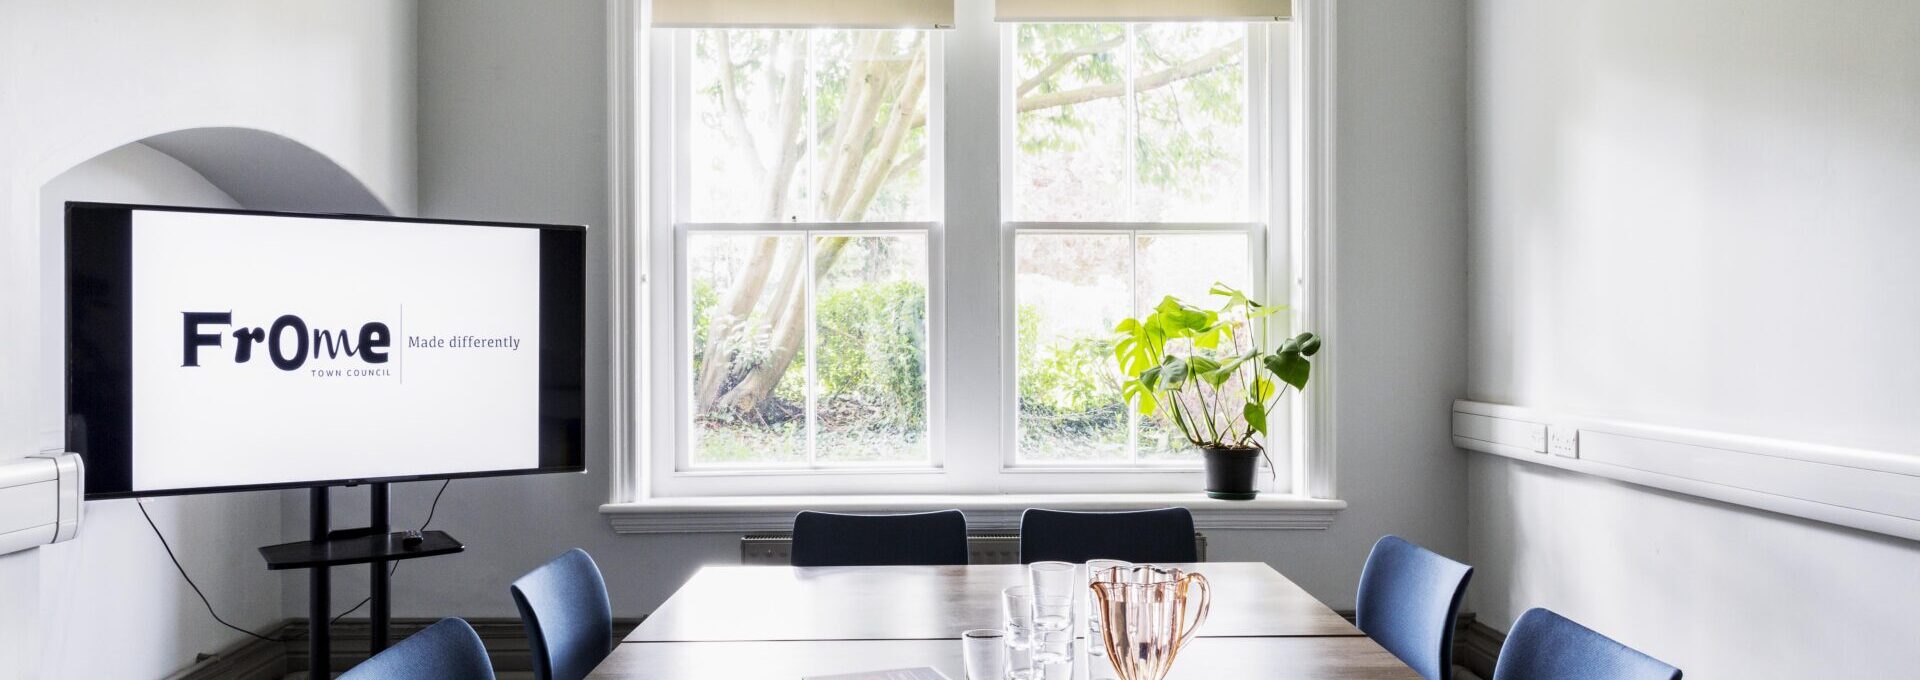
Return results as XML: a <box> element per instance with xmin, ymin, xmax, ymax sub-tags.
<box><xmin>1175</xmin><ymin>572</ymin><xmax>1212</xmax><ymax>652</ymax></box>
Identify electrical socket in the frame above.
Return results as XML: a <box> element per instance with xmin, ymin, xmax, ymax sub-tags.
<box><xmin>1526</xmin><ymin>426</ymin><xmax>1548</xmax><ymax>454</ymax></box>
<box><xmin>1549</xmin><ymin>427</ymin><xmax>1579</xmax><ymax>458</ymax></box>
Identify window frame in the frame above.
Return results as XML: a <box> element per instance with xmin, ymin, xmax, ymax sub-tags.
<box><xmin>649</xmin><ymin>28</ymin><xmax>952</xmax><ymax>497</ymax></box>
<box><xmin>615</xmin><ymin>1</ymin><xmax>1339</xmax><ymax>505</ymax></box>
<box><xmin>999</xmin><ymin>23</ymin><xmax>1286</xmax><ymax>476</ymax></box>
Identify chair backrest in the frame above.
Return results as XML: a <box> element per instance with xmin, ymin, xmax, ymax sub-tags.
<box><xmin>791</xmin><ymin>510</ymin><xmax>970</xmax><ymax>567</ymax></box>
<box><xmin>339</xmin><ymin>618</ymin><xmax>495</xmax><ymax>680</ymax></box>
<box><xmin>1355</xmin><ymin>535</ymin><xmax>1474</xmax><ymax>680</ymax></box>
<box><xmin>1494</xmin><ymin>608</ymin><xmax>1682</xmax><ymax>680</ymax></box>
<box><xmin>511</xmin><ymin>549</ymin><xmax>614</xmax><ymax>680</ymax></box>
<box><xmin>1018</xmin><ymin>508</ymin><xmax>1197</xmax><ymax>564</ymax></box>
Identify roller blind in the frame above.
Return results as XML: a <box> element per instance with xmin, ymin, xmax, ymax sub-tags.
<box><xmin>994</xmin><ymin>0</ymin><xmax>1290</xmax><ymax>22</ymax></box>
<box><xmin>655</xmin><ymin>0</ymin><xmax>956</xmax><ymax>29</ymax></box>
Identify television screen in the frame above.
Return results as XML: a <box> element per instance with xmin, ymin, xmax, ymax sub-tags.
<box><xmin>65</xmin><ymin>202</ymin><xmax>586</xmax><ymax>499</ymax></box>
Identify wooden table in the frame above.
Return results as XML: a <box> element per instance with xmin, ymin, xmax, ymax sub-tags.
<box><xmin>589</xmin><ymin>637</ymin><xmax>1424</xmax><ymax>679</ymax></box>
<box><xmin>626</xmin><ymin>563</ymin><xmax>1361</xmax><ymax>642</ymax></box>
<box><xmin>598</xmin><ymin>563</ymin><xmax>1420</xmax><ymax>679</ymax></box>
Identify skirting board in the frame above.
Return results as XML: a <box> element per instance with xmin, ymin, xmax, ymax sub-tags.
<box><xmin>168</xmin><ymin>617</ymin><xmax>643</xmax><ymax>680</ymax></box>
<box><xmin>1334</xmin><ymin>609</ymin><xmax>1498</xmax><ymax>680</ymax></box>
<box><xmin>1453</xmin><ymin>399</ymin><xmax>1920</xmax><ymax>543</ymax></box>
<box><xmin>1455</xmin><ymin>618</ymin><xmax>1505</xmax><ymax>680</ymax></box>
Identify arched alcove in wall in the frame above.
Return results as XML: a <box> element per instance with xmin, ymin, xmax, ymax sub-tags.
<box><xmin>38</xmin><ymin>126</ymin><xmax>394</xmax><ymax>448</ymax></box>
<box><xmin>31</xmin><ymin>126</ymin><xmax>399</xmax><ymax>668</ymax></box>
<box><xmin>134</xmin><ymin>126</ymin><xmax>392</xmax><ymax>215</ymax></box>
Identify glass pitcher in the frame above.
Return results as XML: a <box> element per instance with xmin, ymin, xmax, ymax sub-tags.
<box><xmin>1088</xmin><ymin>565</ymin><xmax>1212</xmax><ymax>680</ymax></box>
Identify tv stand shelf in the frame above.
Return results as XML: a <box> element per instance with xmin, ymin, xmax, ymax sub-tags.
<box><xmin>259</xmin><ymin>530</ymin><xmax>463</xmax><ymax>570</ymax></box>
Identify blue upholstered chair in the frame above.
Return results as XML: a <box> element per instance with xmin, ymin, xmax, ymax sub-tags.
<box><xmin>1018</xmin><ymin>508</ymin><xmax>1197</xmax><ymax>564</ymax></box>
<box><xmin>791</xmin><ymin>510</ymin><xmax>970</xmax><ymax>567</ymax></box>
<box><xmin>511</xmin><ymin>549</ymin><xmax>614</xmax><ymax>680</ymax></box>
<box><xmin>1494</xmin><ymin>608</ymin><xmax>1682</xmax><ymax>680</ymax></box>
<box><xmin>339</xmin><ymin>618</ymin><xmax>495</xmax><ymax>680</ymax></box>
<box><xmin>1355</xmin><ymin>535</ymin><xmax>1474</xmax><ymax>680</ymax></box>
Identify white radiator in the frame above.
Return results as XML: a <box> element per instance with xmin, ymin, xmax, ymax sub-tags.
<box><xmin>741</xmin><ymin>533</ymin><xmax>1207</xmax><ymax>565</ymax></box>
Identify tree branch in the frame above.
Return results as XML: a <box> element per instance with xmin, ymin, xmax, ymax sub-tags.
<box><xmin>816</xmin><ymin>32</ymin><xmax>884</xmax><ymax>208</ymax></box>
<box><xmin>1019</xmin><ymin>39</ymin><xmax>1243</xmax><ymax>114</ymax></box>
<box><xmin>1015</xmin><ymin>35</ymin><xmax>1124</xmax><ymax>98</ymax></box>
<box><xmin>716</xmin><ymin>34</ymin><xmax>767</xmax><ymax>186</ymax></box>
<box><xmin>837</xmin><ymin>43</ymin><xmax>928</xmax><ymax>221</ymax></box>
<box><xmin>883</xmin><ymin>147</ymin><xmax>926</xmax><ymax>186</ymax></box>
<box><xmin>909</xmin><ymin>38</ymin><xmax>1244</xmax><ymax>128</ymax></box>
<box><xmin>758</xmin><ymin>34</ymin><xmax>809</xmax><ymax>219</ymax></box>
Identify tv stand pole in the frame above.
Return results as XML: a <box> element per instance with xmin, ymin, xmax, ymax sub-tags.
<box><xmin>369</xmin><ymin>482</ymin><xmax>391</xmax><ymax>655</ymax></box>
<box><xmin>308</xmin><ymin>487</ymin><xmax>330</xmax><ymax>678</ymax></box>
<box><xmin>261</xmin><ymin>485</ymin><xmax>464</xmax><ymax>678</ymax></box>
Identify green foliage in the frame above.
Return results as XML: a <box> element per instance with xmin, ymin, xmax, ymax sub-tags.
<box><xmin>1016</xmin><ymin>304</ymin><xmax>1128</xmax><ymax>457</ymax></box>
<box><xmin>1016</xmin><ymin>304</ymin><xmax>1115</xmax><ymax>414</ymax></box>
<box><xmin>1112</xmin><ymin>283</ymin><xmax>1318</xmax><ymax>450</ymax></box>
<box><xmin>690</xmin><ymin>277</ymin><xmax>923</xmax><ymax>429</ymax></box>
<box><xmin>814</xmin><ymin>280</ymin><xmax>927</xmax><ymax>428</ymax></box>
<box><xmin>690</xmin><ymin>277</ymin><xmax>719</xmax><ymax>362</ymax></box>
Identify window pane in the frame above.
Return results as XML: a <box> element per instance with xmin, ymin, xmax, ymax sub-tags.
<box><xmin>1015</xmin><ymin>233</ymin><xmax>1131</xmax><ymax>461</ymax></box>
<box><xmin>1010</xmin><ymin>23</ymin><xmax>1251</xmax><ymax>222</ymax></box>
<box><xmin>689</xmin><ymin>29</ymin><xmax>932</xmax><ymax>223</ymax></box>
<box><xmin>1132</xmin><ymin>24</ymin><xmax>1249</xmax><ymax>221</ymax></box>
<box><xmin>689</xmin><ymin>234</ymin><xmax>808</xmax><ymax>464</ymax></box>
<box><xmin>689</xmin><ymin>29</ymin><xmax>812</xmax><ymax>222</ymax></box>
<box><xmin>810</xmin><ymin>31</ymin><xmax>932</xmax><ymax>222</ymax></box>
<box><xmin>814</xmin><ymin>235</ymin><xmax>930</xmax><ymax>462</ymax></box>
<box><xmin>1134</xmin><ymin>233</ymin><xmax>1251</xmax><ymax>460</ymax></box>
<box><xmin>1012</xmin><ymin>24</ymin><xmax>1129</xmax><ymax>222</ymax></box>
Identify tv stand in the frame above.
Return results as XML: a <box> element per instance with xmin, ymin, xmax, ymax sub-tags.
<box><xmin>259</xmin><ymin>485</ymin><xmax>464</xmax><ymax>678</ymax></box>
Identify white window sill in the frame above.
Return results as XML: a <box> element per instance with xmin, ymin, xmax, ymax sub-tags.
<box><xmin>599</xmin><ymin>493</ymin><xmax>1346</xmax><ymax>534</ymax></box>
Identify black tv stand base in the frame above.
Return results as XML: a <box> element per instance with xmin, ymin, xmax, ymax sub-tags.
<box><xmin>259</xmin><ymin>485</ymin><xmax>464</xmax><ymax>678</ymax></box>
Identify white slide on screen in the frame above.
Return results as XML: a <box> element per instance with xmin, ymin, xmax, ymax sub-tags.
<box><xmin>128</xmin><ymin>210</ymin><xmax>541</xmax><ymax>491</ymax></box>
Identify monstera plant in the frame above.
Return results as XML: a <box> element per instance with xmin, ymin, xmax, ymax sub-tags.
<box><xmin>1113</xmin><ymin>284</ymin><xmax>1319</xmax><ymax>499</ymax></box>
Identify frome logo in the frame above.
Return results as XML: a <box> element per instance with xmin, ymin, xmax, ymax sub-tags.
<box><xmin>182</xmin><ymin>311</ymin><xmax>391</xmax><ymax>371</ymax></box>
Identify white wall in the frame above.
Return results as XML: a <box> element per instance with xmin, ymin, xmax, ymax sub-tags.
<box><xmin>1467</xmin><ymin>0</ymin><xmax>1920</xmax><ymax>676</ymax></box>
<box><xmin>34</xmin><ymin>144</ymin><xmax>293</xmax><ymax>679</ymax></box>
<box><xmin>395</xmin><ymin>0</ymin><xmax>1470</xmax><ymax>619</ymax></box>
<box><xmin>0</xmin><ymin>2</ymin><xmax>418</xmax><ymax>678</ymax></box>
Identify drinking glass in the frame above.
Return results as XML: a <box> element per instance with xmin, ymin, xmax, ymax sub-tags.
<box><xmin>962</xmin><ymin>629</ymin><xmax>1009</xmax><ymax>680</ymax></box>
<box><xmin>1084</xmin><ymin>558</ymin><xmax>1132</xmax><ymax>654</ymax></box>
<box><xmin>1003</xmin><ymin>585</ymin><xmax>1035</xmax><ymax>637</ymax></box>
<box><xmin>1007</xmin><ymin>634</ymin><xmax>1036</xmax><ymax>680</ymax></box>
<box><xmin>1028</xmin><ymin>561</ymin><xmax>1076</xmax><ymax>633</ymax></box>
<box><xmin>1032</xmin><ymin>629</ymin><xmax>1075</xmax><ymax>680</ymax></box>
<box><xmin>1004</xmin><ymin>585</ymin><xmax>1038</xmax><ymax>680</ymax></box>
<box><xmin>1031</xmin><ymin>626</ymin><xmax>1075</xmax><ymax>667</ymax></box>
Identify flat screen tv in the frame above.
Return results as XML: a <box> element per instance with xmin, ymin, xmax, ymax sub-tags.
<box><xmin>65</xmin><ymin>202</ymin><xmax>587</xmax><ymax>499</ymax></box>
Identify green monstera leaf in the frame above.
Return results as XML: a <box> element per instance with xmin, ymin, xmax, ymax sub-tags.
<box><xmin>1110</xmin><ymin>283</ymin><xmax>1318</xmax><ymax>449</ymax></box>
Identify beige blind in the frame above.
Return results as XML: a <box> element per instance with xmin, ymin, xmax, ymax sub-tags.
<box><xmin>655</xmin><ymin>0</ymin><xmax>955</xmax><ymax>29</ymax></box>
<box><xmin>995</xmin><ymin>0</ymin><xmax>1290</xmax><ymax>22</ymax></box>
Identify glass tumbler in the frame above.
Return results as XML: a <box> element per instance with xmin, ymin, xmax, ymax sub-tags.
<box><xmin>1003</xmin><ymin>585</ymin><xmax>1035</xmax><ymax>637</ymax></box>
<box><xmin>962</xmin><ymin>629</ymin><xmax>1008</xmax><ymax>680</ymax></box>
<box><xmin>1004</xmin><ymin>585</ymin><xmax>1037</xmax><ymax>680</ymax></box>
<box><xmin>1028</xmin><ymin>561</ymin><xmax>1077</xmax><ymax>633</ymax></box>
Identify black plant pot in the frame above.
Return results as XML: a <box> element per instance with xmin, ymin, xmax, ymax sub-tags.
<box><xmin>1202</xmin><ymin>447</ymin><xmax>1261</xmax><ymax>500</ymax></box>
